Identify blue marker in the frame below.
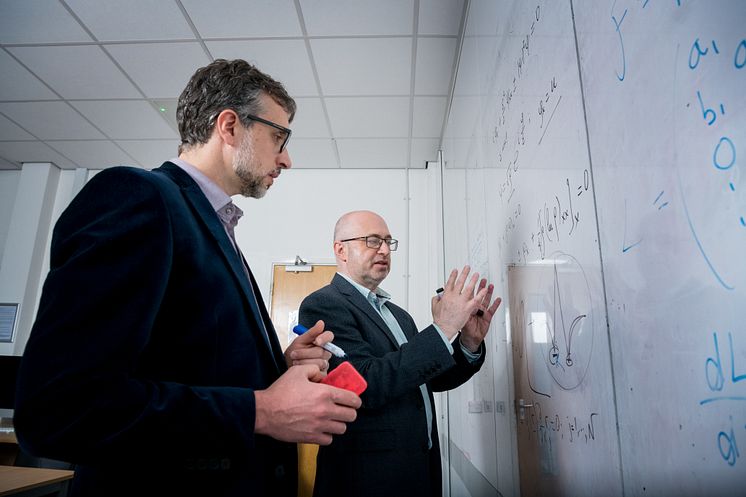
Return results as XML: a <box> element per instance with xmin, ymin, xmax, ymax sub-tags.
<box><xmin>292</xmin><ymin>325</ymin><xmax>346</xmax><ymax>358</ymax></box>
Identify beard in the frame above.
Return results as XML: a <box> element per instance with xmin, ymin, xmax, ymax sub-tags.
<box><xmin>233</xmin><ymin>134</ymin><xmax>267</xmax><ymax>199</ymax></box>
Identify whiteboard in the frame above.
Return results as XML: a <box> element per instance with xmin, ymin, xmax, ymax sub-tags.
<box><xmin>440</xmin><ymin>0</ymin><xmax>746</xmax><ymax>496</ymax></box>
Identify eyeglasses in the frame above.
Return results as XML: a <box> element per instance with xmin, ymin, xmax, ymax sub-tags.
<box><xmin>339</xmin><ymin>235</ymin><xmax>398</xmax><ymax>251</ymax></box>
<box><xmin>245</xmin><ymin>114</ymin><xmax>292</xmax><ymax>153</ymax></box>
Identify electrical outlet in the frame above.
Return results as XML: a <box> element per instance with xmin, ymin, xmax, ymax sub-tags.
<box><xmin>483</xmin><ymin>400</ymin><xmax>493</xmax><ymax>412</ymax></box>
<box><xmin>496</xmin><ymin>401</ymin><xmax>505</xmax><ymax>414</ymax></box>
<box><xmin>468</xmin><ymin>400</ymin><xmax>483</xmax><ymax>413</ymax></box>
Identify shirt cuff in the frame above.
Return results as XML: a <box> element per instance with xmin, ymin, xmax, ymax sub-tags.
<box><xmin>459</xmin><ymin>340</ymin><xmax>482</xmax><ymax>363</ymax></box>
<box><xmin>431</xmin><ymin>323</ymin><xmax>455</xmax><ymax>355</ymax></box>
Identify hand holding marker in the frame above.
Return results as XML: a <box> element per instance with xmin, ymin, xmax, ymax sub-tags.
<box><xmin>293</xmin><ymin>325</ymin><xmax>367</xmax><ymax>395</ymax></box>
<box><xmin>435</xmin><ymin>287</ymin><xmax>484</xmax><ymax>317</ymax></box>
<box><xmin>293</xmin><ymin>324</ymin><xmax>346</xmax><ymax>358</ymax></box>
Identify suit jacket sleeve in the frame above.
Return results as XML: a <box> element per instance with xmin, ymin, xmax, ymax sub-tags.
<box><xmin>299</xmin><ymin>281</ymin><xmax>484</xmax><ymax>409</ymax></box>
<box><xmin>14</xmin><ymin>167</ymin><xmax>261</xmax><ymax>466</ymax></box>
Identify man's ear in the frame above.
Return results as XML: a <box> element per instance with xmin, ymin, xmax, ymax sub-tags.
<box><xmin>215</xmin><ymin>109</ymin><xmax>239</xmax><ymax>146</ymax></box>
<box><xmin>333</xmin><ymin>241</ymin><xmax>347</xmax><ymax>262</ymax></box>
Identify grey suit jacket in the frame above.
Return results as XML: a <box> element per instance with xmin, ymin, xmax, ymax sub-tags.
<box><xmin>299</xmin><ymin>273</ymin><xmax>485</xmax><ymax>497</ymax></box>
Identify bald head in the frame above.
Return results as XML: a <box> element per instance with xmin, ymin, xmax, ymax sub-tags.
<box><xmin>334</xmin><ymin>210</ymin><xmax>385</xmax><ymax>241</ymax></box>
<box><xmin>333</xmin><ymin>210</ymin><xmax>392</xmax><ymax>291</ymax></box>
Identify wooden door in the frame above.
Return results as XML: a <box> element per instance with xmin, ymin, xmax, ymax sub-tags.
<box><xmin>269</xmin><ymin>263</ymin><xmax>336</xmax><ymax>497</ymax></box>
<box><xmin>269</xmin><ymin>264</ymin><xmax>337</xmax><ymax>350</ymax></box>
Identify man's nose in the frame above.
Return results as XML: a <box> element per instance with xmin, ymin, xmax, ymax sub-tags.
<box><xmin>278</xmin><ymin>148</ymin><xmax>292</xmax><ymax>169</ymax></box>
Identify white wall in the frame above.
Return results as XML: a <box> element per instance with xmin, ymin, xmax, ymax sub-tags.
<box><xmin>235</xmin><ymin>167</ymin><xmax>438</xmax><ymax>330</ymax></box>
<box><xmin>0</xmin><ymin>164</ymin><xmax>61</xmax><ymax>355</ymax></box>
<box><xmin>0</xmin><ymin>170</ymin><xmax>21</xmax><ymax>264</ymax></box>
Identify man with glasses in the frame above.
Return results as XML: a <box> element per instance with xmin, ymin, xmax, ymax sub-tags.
<box><xmin>299</xmin><ymin>210</ymin><xmax>502</xmax><ymax>497</ymax></box>
<box><xmin>14</xmin><ymin>59</ymin><xmax>361</xmax><ymax>497</ymax></box>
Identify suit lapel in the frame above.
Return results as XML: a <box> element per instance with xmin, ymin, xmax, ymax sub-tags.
<box><xmin>332</xmin><ymin>274</ymin><xmax>401</xmax><ymax>350</ymax></box>
<box><xmin>239</xmin><ymin>250</ymin><xmax>287</xmax><ymax>370</ymax></box>
<box><xmin>154</xmin><ymin>162</ymin><xmax>282</xmax><ymax>373</ymax></box>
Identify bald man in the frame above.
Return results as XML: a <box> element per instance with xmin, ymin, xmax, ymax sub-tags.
<box><xmin>299</xmin><ymin>210</ymin><xmax>502</xmax><ymax>497</ymax></box>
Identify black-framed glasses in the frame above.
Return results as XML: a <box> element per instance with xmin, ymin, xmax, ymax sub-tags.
<box><xmin>245</xmin><ymin>114</ymin><xmax>292</xmax><ymax>153</ymax></box>
<box><xmin>339</xmin><ymin>235</ymin><xmax>398</xmax><ymax>251</ymax></box>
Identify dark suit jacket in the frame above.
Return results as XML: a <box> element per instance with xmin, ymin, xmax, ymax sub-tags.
<box><xmin>299</xmin><ymin>274</ymin><xmax>485</xmax><ymax>497</ymax></box>
<box><xmin>14</xmin><ymin>162</ymin><xmax>296</xmax><ymax>497</ymax></box>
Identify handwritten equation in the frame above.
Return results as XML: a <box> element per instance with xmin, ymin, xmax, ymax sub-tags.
<box><xmin>611</xmin><ymin>0</ymin><xmax>682</xmax><ymax>82</ymax></box>
<box><xmin>520</xmin><ymin>400</ymin><xmax>600</xmax><ymax>446</ymax></box>
<box><xmin>614</xmin><ymin>1</ymin><xmax>744</xmax><ymax>292</ymax></box>
<box><xmin>529</xmin><ymin>170</ymin><xmax>590</xmax><ymax>262</ymax></box>
<box><xmin>701</xmin><ymin>331</ymin><xmax>746</xmax><ymax>467</ymax></box>
<box><xmin>681</xmin><ymin>32</ymin><xmax>745</xmax><ymax>291</ymax></box>
<box><xmin>689</xmin><ymin>36</ymin><xmax>745</xmax><ymax>230</ymax></box>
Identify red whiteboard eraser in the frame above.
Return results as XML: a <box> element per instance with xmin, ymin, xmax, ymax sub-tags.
<box><xmin>321</xmin><ymin>361</ymin><xmax>367</xmax><ymax>395</ymax></box>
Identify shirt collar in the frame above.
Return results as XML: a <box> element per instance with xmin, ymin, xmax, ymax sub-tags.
<box><xmin>216</xmin><ymin>202</ymin><xmax>243</xmax><ymax>229</ymax></box>
<box><xmin>338</xmin><ymin>272</ymin><xmax>391</xmax><ymax>307</ymax></box>
<box><xmin>169</xmin><ymin>157</ymin><xmax>232</xmax><ymax>213</ymax></box>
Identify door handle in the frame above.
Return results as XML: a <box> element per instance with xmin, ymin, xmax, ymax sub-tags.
<box><xmin>517</xmin><ymin>398</ymin><xmax>533</xmax><ymax>420</ymax></box>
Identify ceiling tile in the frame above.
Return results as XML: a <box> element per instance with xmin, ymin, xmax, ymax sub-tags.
<box><xmin>0</xmin><ymin>156</ymin><xmax>19</xmax><ymax>169</ymax></box>
<box><xmin>206</xmin><ymin>39</ymin><xmax>318</xmax><ymax>97</ymax></box>
<box><xmin>0</xmin><ymin>102</ymin><xmax>105</xmax><ymax>140</ymax></box>
<box><xmin>325</xmin><ymin>97</ymin><xmax>409</xmax><ymax>137</ymax></box>
<box><xmin>71</xmin><ymin>100</ymin><xmax>178</xmax><ymax>140</ymax></box>
<box><xmin>9</xmin><ymin>45</ymin><xmax>142</xmax><ymax>99</ymax></box>
<box><xmin>287</xmin><ymin>139</ymin><xmax>338</xmax><ymax>168</ymax></box>
<box><xmin>312</xmin><ymin>38</ymin><xmax>412</xmax><ymax>96</ymax></box>
<box><xmin>0</xmin><ymin>141</ymin><xmax>76</xmax><ymax>169</ymax></box>
<box><xmin>336</xmin><ymin>138</ymin><xmax>409</xmax><ymax>168</ymax></box>
<box><xmin>0</xmin><ymin>0</ymin><xmax>93</xmax><ymax>44</ymax></box>
<box><xmin>0</xmin><ymin>50</ymin><xmax>58</xmax><ymax>101</ymax></box>
<box><xmin>116</xmin><ymin>140</ymin><xmax>180</xmax><ymax>168</ymax></box>
<box><xmin>66</xmin><ymin>0</ymin><xmax>194</xmax><ymax>42</ymax></box>
<box><xmin>105</xmin><ymin>42</ymin><xmax>211</xmax><ymax>98</ymax></box>
<box><xmin>418</xmin><ymin>0</ymin><xmax>464</xmax><ymax>36</ymax></box>
<box><xmin>291</xmin><ymin>98</ymin><xmax>330</xmax><ymax>138</ymax></box>
<box><xmin>0</xmin><ymin>1</ymin><xmax>463</xmax><ymax>171</ymax></box>
<box><xmin>300</xmin><ymin>0</ymin><xmax>413</xmax><ymax>36</ymax></box>
<box><xmin>412</xmin><ymin>96</ymin><xmax>447</xmax><ymax>137</ymax></box>
<box><xmin>181</xmin><ymin>0</ymin><xmax>301</xmax><ymax>38</ymax></box>
<box><xmin>415</xmin><ymin>37</ymin><xmax>457</xmax><ymax>95</ymax></box>
<box><xmin>0</xmin><ymin>114</ymin><xmax>35</xmax><ymax>141</ymax></box>
<box><xmin>46</xmin><ymin>140</ymin><xmax>137</xmax><ymax>169</ymax></box>
<box><xmin>150</xmin><ymin>99</ymin><xmax>179</xmax><ymax>133</ymax></box>
<box><xmin>411</xmin><ymin>138</ymin><xmax>440</xmax><ymax>168</ymax></box>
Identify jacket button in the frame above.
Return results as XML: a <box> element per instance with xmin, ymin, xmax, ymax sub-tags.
<box><xmin>275</xmin><ymin>465</ymin><xmax>286</xmax><ymax>478</ymax></box>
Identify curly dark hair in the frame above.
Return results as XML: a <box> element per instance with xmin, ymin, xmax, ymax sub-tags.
<box><xmin>176</xmin><ymin>59</ymin><xmax>296</xmax><ymax>154</ymax></box>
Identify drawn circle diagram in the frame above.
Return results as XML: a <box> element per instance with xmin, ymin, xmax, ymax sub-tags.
<box><xmin>536</xmin><ymin>251</ymin><xmax>594</xmax><ymax>390</ymax></box>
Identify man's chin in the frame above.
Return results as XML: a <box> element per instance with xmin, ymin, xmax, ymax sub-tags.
<box><xmin>374</xmin><ymin>268</ymin><xmax>390</xmax><ymax>280</ymax></box>
<box><xmin>242</xmin><ymin>185</ymin><xmax>267</xmax><ymax>199</ymax></box>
